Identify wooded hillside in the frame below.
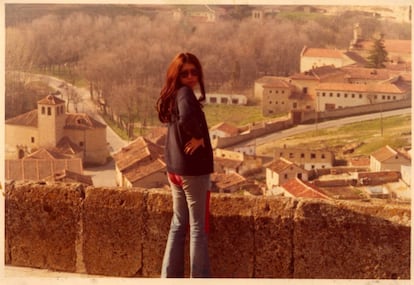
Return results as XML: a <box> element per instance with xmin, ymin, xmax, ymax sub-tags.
<box><xmin>5</xmin><ymin>4</ymin><xmax>411</xmax><ymax>131</ymax></box>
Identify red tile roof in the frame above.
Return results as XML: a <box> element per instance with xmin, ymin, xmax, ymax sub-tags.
<box><xmin>113</xmin><ymin>136</ymin><xmax>164</xmax><ymax>172</ymax></box>
<box><xmin>290</xmin><ymin>65</ymin><xmax>346</xmax><ymax>81</ymax></box>
<box><xmin>302</xmin><ymin>47</ymin><xmax>343</xmax><ymax>58</ymax></box>
<box><xmin>210</xmin><ymin>122</ymin><xmax>239</xmax><ymax>136</ymax></box>
<box><xmin>266</xmin><ymin>157</ymin><xmax>297</xmax><ymax>173</ymax></box>
<box><xmin>123</xmin><ymin>158</ymin><xmax>166</xmax><ymax>183</ymax></box>
<box><xmin>316</xmin><ymin>82</ymin><xmax>404</xmax><ymax>94</ymax></box>
<box><xmin>65</xmin><ymin>113</ymin><xmax>106</xmax><ymax>130</ymax></box>
<box><xmin>341</xmin><ymin>66</ymin><xmax>391</xmax><ymax>80</ymax></box>
<box><xmin>256</xmin><ymin>76</ymin><xmax>292</xmax><ymax>87</ymax></box>
<box><xmin>210</xmin><ymin>172</ymin><xmax>246</xmax><ymax>191</ymax></box>
<box><xmin>37</xmin><ymin>94</ymin><xmax>66</xmax><ymax>105</ymax></box>
<box><xmin>6</xmin><ymin>110</ymin><xmax>106</xmax><ymax>131</ymax></box>
<box><xmin>282</xmin><ymin>178</ymin><xmax>330</xmax><ymax>199</ymax></box>
<box><xmin>358</xmin><ymin>39</ymin><xmax>411</xmax><ymax>54</ymax></box>
<box><xmin>371</xmin><ymin>145</ymin><xmax>410</xmax><ymax>162</ymax></box>
<box><xmin>262</xmin><ymin>78</ymin><xmax>293</xmax><ymax>89</ymax></box>
<box><xmin>24</xmin><ymin>148</ymin><xmax>73</xmax><ymax>160</ymax></box>
<box><xmin>5</xmin><ymin>110</ymin><xmax>38</xmax><ymax>127</ymax></box>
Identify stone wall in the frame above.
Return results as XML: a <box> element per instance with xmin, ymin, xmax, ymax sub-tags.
<box><xmin>4</xmin><ymin>181</ymin><xmax>411</xmax><ymax>279</ymax></box>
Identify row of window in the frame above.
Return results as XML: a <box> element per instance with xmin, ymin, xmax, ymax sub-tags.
<box><xmin>318</xmin><ymin>92</ymin><xmax>363</xmax><ymax>99</ymax></box>
<box><xmin>268</xmin><ymin>90</ymin><xmax>286</xmax><ymax>94</ymax></box>
<box><xmin>209</xmin><ymin>97</ymin><xmax>240</xmax><ymax>104</ymax></box>
<box><xmin>318</xmin><ymin>92</ymin><xmax>397</xmax><ymax>100</ymax></box>
<box><xmin>41</xmin><ymin>105</ymin><xmax>65</xmax><ymax>116</ymax></box>
<box><xmin>279</xmin><ymin>152</ymin><xmax>327</xmax><ymax>159</ymax></box>
<box><xmin>268</xmin><ymin>101</ymin><xmax>285</xmax><ymax>104</ymax></box>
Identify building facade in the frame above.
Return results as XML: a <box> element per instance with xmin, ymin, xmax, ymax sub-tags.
<box><xmin>5</xmin><ymin>94</ymin><xmax>109</xmax><ymax>165</ymax></box>
<box><xmin>315</xmin><ymin>82</ymin><xmax>408</xmax><ymax>111</ymax></box>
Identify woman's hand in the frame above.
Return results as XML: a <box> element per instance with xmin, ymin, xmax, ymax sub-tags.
<box><xmin>184</xmin><ymin>137</ymin><xmax>205</xmax><ymax>155</ymax></box>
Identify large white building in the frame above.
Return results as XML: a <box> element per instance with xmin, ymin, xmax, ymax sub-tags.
<box><xmin>315</xmin><ymin>82</ymin><xmax>408</xmax><ymax>111</ymax></box>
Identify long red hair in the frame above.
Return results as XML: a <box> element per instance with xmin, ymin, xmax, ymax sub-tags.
<box><xmin>156</xmin><ymin>52</ymin><xmax>206</xmax><ymax>123</ymax></box>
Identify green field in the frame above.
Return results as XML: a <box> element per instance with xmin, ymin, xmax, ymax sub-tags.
<box><xmin>203</xmin><ymin>104</ymin><xmax>285</xmax><ymax>127</ymax></box>
<box><xmin>256</xmin><ymin>113</ymin><xmax>411</xmax><ymax>158</ymax></box>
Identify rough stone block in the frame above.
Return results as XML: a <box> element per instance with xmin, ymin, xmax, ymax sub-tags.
<box><xmin>142</xmin><ymin>189</ymin><xmax>173</xmax><ymax>277</ymax></box>
<box><xmin>209</xmin><ymin>194</ymin><xmax>255</xmax><ymax>277</ymax></box>
<box><xmin>253</xmin><ymin>197</ymin><xmax>296</xmax><ymax>278</ymax></box>
<box><xmin>5</xmin><ymin>182</ymin><xmax>83</xmax><ymax>272</ymax></box>
<box><xmin>293</xmin><ymin>199</ymin><xmax>411</xmax><ymax>279</ymax></box>
<box><xmin>82</xmin><ymin>187</ymin><xmax>145</xmax><ymax>277</ymax></box>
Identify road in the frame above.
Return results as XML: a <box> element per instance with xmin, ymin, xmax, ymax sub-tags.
<box><xmin>236</xmin><ymin>108</ymin><xmax>412</xmax><ymax>148</ymax></box>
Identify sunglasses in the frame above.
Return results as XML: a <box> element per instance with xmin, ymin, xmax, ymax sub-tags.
<box><xmin>180</xmin><ymin>68</ymin><xmax>199</xmax><ymax>79</ymax></box>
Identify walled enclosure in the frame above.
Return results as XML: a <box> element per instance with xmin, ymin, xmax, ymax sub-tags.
<box><xmin>4</xmin><ymin>182</ymin><xmax>411</xmax><ymax>279</ymax></box>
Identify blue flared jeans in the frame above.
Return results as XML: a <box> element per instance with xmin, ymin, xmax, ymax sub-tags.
<box><xmin>161</xmin><ymin>174</ymin><xmax>211</xmax><ymax>278</ymax></box>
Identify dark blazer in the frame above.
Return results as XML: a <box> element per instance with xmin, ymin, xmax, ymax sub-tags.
<box><xmin>165</xmin><ymin>86</ymin><xmax>214</xmax><ymax>176</ymax></box>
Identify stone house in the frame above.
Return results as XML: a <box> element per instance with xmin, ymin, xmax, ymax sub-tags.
<box><xmin>266</xmin><ymin>157</ymin><xmax>308</xmax><ymax>190</ymax></box>
<box><xmin>209</xmin><ymin>122</ymin><xmax>239</xmax><ymax>142</ymax></box>
<box><xmin>210</xmin><ymin>172</ymin><xmax>246</xmax><ymax>193</ymax></box>
<box><xmin>273</xmin><ymin>146</ymin><xmax>334</xmax><ymax>171</ymax></box>
<box><xmin>5</xmin><ymin>94</ymin><xmax>109</xmax><ymax>165</ymax></box>
<box><xmin>370</xmin><ymin>145</ymin><xmax>411</xmax><ymax>172</ymax></box>
<box><xmin>113</xmin><ymin>136</ymin><xmax>167</xmax><ymax>188</ymax></box>
<box><xmin>214</xmin><ymin>148</ymin><xmax>262</xmax><ymax>176</ymax></box>
<box><xmin>260</xmin><ymin>77</ymin><xmax>308</xmax><ymax>116</ymax></box>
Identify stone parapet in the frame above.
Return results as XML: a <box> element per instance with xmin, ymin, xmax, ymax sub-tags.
<box><xmin>4</xmin><ymin>182</ymin><xmax>411</xmax><ymax>279</ymax></box>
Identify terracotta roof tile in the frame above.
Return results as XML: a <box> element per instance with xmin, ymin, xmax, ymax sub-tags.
<box><xmin>210</xmin><ymin>122</ymin><xmax>239</xmax><ymax>136</ymax></box>
<box><xmin>24</xmin><ymin>148</ymin><xmax>73</xmax><ymax>160</ymax></box>
<box><xmin>266</xmin><ymin>157</ymin><xmax>295</xmax><ymax>172</ymax></box>
<box><xmin>210</xmin><ymin>172</ymin><xmax>246</xmax><ymax>190</ymax></box>
<box><xmin>290</xmin><ymin>65</ymin><xmax>345</xmax><ymax>81</ymax></box>
<box><xmin>302</xmin><ymin>47</ymin><xmax>343</xmax><ymax>58</ymax></box>
<box><xmin>371</xmin><ymin>145</ymin><xmax>411</xmax><ymax>161</ymax></box>
<box><xmin>341</xmin><ymin>66</ymin><xmax>391</xmax><ymax>80</ymax></box>
<box><xmin>113</xmin><ymin>136</ymin><xmax>164</xmax><ymax>172</ymax></box>
<box><xmin>37</xmin><ymin>94</ymin><xmax>66</xmax><ymax>105</ymax></box>
<box><xmin>359</xmin><ymin>39</ymin><xmax>411</xmax><ymax>54</ymax></box>
<box><xmin>5</xmin><ymin>110</ymin><xmax>38</xmax><ymax>127</ymax></box>
<box><xmin>123</xmin><ymin>158</ymin><xmax>166</xmax><ymax>183</ymax></box>
<box><xmin>262</xmin><ymin>78</ymin><xmax>293</xmax><ymax>88</ymax></box>
<box><xmin>256</xmin><ymin>76</ymin><xmax>292</xmax><ymax>86</ymax></box>
<box><xmin>316</xmin><ymin>82</ymin><xmax>404</xmax><ymax>94</ymax></box>
<box><xmin>65</xmin><ymin>113</ymin><xmax>106</xmax><ymax>130</ymax></box>
<box><xmin>282</xmin><ymin>178</ymin><xmax>330</xmax><ymax>199</ymax></box>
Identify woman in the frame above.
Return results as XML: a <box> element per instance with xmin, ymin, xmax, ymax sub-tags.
<box><xmin>156</xmin><ymin>52</ymin><xmax>213</xmax><ymax>278</ymax></box>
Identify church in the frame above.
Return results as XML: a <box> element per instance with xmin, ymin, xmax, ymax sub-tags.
<box><xmin>5</xmin><ymin>94</ymin><xmax>109</xmax><ymax>165</ymax></box>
